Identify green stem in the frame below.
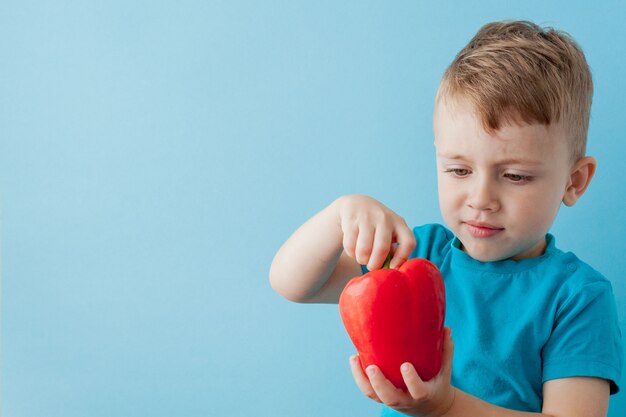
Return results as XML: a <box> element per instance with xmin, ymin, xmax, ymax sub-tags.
<box><xmin>382</xmin><ymin>252</ymin><xmax>392</xmax><ymax>269</ymax></box>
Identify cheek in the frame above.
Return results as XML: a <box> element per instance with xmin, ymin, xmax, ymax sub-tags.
<box><xmin>437</xmin><ymin>179</ymin><xmax>461</xmax><ymax>213</ymax></box>
<box><xmin>436</xmin><ymin>174</ymin><xmax>454</xmax><ymax>196</ymax></box>
<box><xmin>511</xmin><ymin>187</ymin><xmax>562</xmax><ymax>226</ymax></box>
<box><xmin>436</xmin><ymin>176</ymin><xmax>448</xmax><ymax>203</ymax></box>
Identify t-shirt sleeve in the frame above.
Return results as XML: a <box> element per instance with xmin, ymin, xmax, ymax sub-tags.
<box><xmin>542</xmin><ymin>281</ymin><xmax>623</xmax><ymax>394</ymax></box>
<box><xmin>360</xmin><ymin>223</ymin><xmax>454</xmax><ymax>274</ymax></box>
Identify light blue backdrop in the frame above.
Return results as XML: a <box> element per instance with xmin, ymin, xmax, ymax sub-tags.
<box><xmin>1</xmin><ymin>1</ymin><xmax>624</xmax><ymax>416</ymax></box>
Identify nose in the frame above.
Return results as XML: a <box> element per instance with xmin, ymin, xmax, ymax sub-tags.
<box><xmin>467</xmin><ymin>175</ymin><xmax>500</xmax><ymax>212</ymax></box>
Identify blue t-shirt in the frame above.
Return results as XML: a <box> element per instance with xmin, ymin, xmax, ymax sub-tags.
<box><xmin>365</xmin><ymin>224</ymin><xmax>623</xmax><ymax>415</ymax></box>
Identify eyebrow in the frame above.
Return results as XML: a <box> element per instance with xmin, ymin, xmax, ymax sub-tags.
<box><xmin>436</xmin><ymin>154</ymin><xmax>543</xmax><ymax>166</ymax></box>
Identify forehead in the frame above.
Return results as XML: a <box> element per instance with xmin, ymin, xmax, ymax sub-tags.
<box><xmin>433</xmin><ymin>97</ymin><xmax>567</xmax><ymax>161</ymax></box>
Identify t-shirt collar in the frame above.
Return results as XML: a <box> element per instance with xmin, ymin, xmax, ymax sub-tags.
<box><xmin>449</xmin><ymin>233</ymin><xmax>558</xmax><ymax>273</ymax></box>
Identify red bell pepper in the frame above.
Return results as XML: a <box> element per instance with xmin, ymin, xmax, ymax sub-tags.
<box><xmin>339</xmin><ymin>255</ymin><xmax>446</xmax><ymax>389</ymax></box>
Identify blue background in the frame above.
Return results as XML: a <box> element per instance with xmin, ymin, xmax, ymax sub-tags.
<box><xmin>1</xmin><ymin>1</ymin><xmax>625</xmax><ymax>416</ymax></box>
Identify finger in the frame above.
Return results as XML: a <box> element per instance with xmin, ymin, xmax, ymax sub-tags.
<box><xmin>441</xmin><ymin>327</ymin><xmax>454</xmax><ymax>378</ymax></box>
<box><xmin>367</xmin><ymin>225</ymin><xmax>392</xmax><ymax>271</ymax></box>
<box><xmin>354</xmin><ymin>224</ymin><xmax>375</xmax><ymax>266</ymax></box>
<box><xmin>365</xmin><ymin>365</ymin><xmax>406</xmax><ymax>406</ymax></box>
<box><xmin>389</xmin><ymin>225</ymin><xmax>416</xmax><ymax>269</ymax></box>
<box><xmin>390</xmin><ymin>242</ymin><xmax>398</xmax><ymax>256</ymax></box>
<box><xmin>349</xmin><ymin>355</ymin><xmax>381</xmax><ymax>402</ymax></box>
<box><xmin>341</xmin><ymin>221</ymin><xmax>358</xmax><ymax>259</ymax></box>
<box><xmin>400</xmin><ymin>362</ymin><xmax>430</xmax><ymax>401</ymax></box>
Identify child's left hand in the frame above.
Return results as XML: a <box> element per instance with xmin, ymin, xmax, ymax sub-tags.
<box><xmin>349</xmin><ymin>327</ymin><xmax>456</xmax><ymax>417</ymax></box>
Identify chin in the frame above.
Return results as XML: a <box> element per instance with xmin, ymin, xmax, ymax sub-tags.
<box><xmin>460</xmin><ymin>241</ymin><xmax>511</xmax><ymax>262</ymax></box>
<box><xmin>468</xmin><ymin>250</ymin><xmax>505</xmax><ymax>262</ymax></box>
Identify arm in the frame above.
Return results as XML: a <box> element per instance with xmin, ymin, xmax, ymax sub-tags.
<box><xmin>541</xmin><ymin>377</ymin><xmax>609</xmax><ymax>417</ymax></box>
<box><xmin>350</xmin><ymin>329</ymin><xmax>611</xmax><ymax>417</ymax></box>
<box><xmin>269</xmin><ymin>194</ymin><xmax>416</xmax><ymax>303</ymax></box>
<box><xmin>443</xmin><ymin>377</ymin><xmax>608</xmax><ymax>417</ymax></box>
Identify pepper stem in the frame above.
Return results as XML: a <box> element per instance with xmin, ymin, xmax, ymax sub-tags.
<box><xmin>382</xmin><ymin>252</ymin><xmax>392</xmax><ymax>269</ymax></box>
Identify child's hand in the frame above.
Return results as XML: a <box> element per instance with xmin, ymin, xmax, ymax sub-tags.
<box><xmin>336</xmin><ymin>195</ymin><xmax>416</xmax><ymax>271</ymax></box>
<box><xmin>349</xmin><ymin>327</ymin><xmax>456</xmax><ymax>417</ymax></box>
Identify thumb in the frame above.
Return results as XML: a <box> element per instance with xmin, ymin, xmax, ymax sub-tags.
<box><xmin>441</xmin><ymin>327</ymin><xmax>454</xmax><ymax>378</ymax></box>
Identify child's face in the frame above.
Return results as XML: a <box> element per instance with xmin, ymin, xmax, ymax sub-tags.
<box><xmin>433</xmin><ymin>97</ymin><xmax>572</xmax><ymax>262</ymax></box>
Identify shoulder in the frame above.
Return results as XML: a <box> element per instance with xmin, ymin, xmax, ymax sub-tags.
<box><xmin>541</xmin><ymin>247</ymin><xmax>623</xmax><ymax>394</ymax></box>
<box><xmin>541</xmin><ymin>248</ymin><xmax>618</xmax><ymax>323</ymax></box>
<box><xmin>547</xmin><ymin>249</ymin><xmax>615</xmax><ymax>302</ymax></box>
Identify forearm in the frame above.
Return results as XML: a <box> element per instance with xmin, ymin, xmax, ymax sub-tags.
<box><xmin>269</xmin><ymin>197</ymin><xmax>344</xmax><ymax>302</ymax></box>
<box><xmin>444</xmin><ymin>388</ymin><xmax>551</xmax><ymax>417</ymax></box>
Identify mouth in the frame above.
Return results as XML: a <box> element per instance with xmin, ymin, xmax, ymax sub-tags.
<box><xmin>463</xmin><ymin>221</ymin><xmax>505</xmax><ymax>238</ymax></box>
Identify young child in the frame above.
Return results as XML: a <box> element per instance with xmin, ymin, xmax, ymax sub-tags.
<box><xmin>269</xmin><ymin>20</ymin><xmax>623</xmax><ymax>417</ymax></box>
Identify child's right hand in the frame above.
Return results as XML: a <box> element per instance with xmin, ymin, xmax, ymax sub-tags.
<box><xmin>335</xmin><ymin>195</ymin><xmax>416</xmax><ymax>271</ymax></box>
<box><xmin>270</xmin><ymin>194</ymin><xmax>417</xmax><ymax>303</ymax></box>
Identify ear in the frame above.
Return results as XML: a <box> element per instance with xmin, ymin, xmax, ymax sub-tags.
<box><xmin>562</xmin><ymin>156</ymin><xmax>597</xmax><ymax>207</ymax></box>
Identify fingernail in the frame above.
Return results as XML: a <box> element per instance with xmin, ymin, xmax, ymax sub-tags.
<box><xmin>401</xmin><ymin>363</ymin><xmax>410</xmax><ymax>373</ymax></box>
<box><xmin>366</xmin><ymin>366</ymin><xmax>376</xmax><ymax>376</ymax></box>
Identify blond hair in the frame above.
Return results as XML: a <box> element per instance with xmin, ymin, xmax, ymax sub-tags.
<box><xmin>437</xmin><ymin>21</ymin><xmax>592</xmax><ymax>160</ymax></box>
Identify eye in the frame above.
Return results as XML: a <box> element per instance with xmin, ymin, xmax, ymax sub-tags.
<box><xmin>445</xmin><ymin>168</ymin><xmax>471</xmax><ymax>177</ymax></box>
<box><xmin>504</xmin><ymin>173</ymin><xmax>532</xmax><ymax>183</ymax></box>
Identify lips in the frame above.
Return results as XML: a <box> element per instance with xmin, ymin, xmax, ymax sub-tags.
<box><xmin>464</xmin><ymin>221</ymin><xmax>504</xmax><ymax>238</ymax></box>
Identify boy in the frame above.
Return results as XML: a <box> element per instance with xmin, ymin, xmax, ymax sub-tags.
<box><xmin>269</xmin><ymin>21</ymin><xmax>622</xmax><ymax>417</ymax></box>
